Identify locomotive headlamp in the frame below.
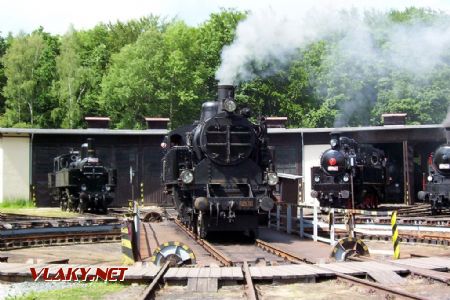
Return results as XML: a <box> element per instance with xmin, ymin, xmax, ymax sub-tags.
<box><xmin>330</xmin><ymin>139</ymin><xmax>338</xmax><ymax>148</ymax></box>
<box><xmin>81</xmin><ymin>184</ymin><xmax>87</xmax><ymax>191</ymax></box>
<box><xmin>427</xmin><ymin>175</ymin><xmax>433</xmax><ymax>182</ymax></box>
<box><xmin>343</xmin><ymin>174</ymin><xmax>349</xmax><ymax>182</ymax></box>
<box><xmin>267</xmin><ymin>172</ymin><xmax>279</xmax><ymax>186</ymax></box>
<box><xmin>180</xmin><ymin>170</ymin><xmax>194</xmax><ymax>184</ymax></box>
<box><xmin>223</xmin><ymin>99</ymin><xmax>237</xmax><ymax>113</ymax></box>
<box><xmin>314</xmin><ymin>175</ymin><xmax>320</xmax><ymax>183</ymax></box>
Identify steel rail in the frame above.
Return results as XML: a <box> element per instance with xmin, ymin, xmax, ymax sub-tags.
<box><xmin>139</xmin><ymin>261</ymin><xmax>170</xmax><ymax>300</ymax></box>
<box><xmin>255</xmin><ymin>239</ymin><xmax>306</xmax><ymax>264</ymax></box>
<box><xmin>255</xmin><ymin>238</ymin><xmax>427</xmax><ymax>300</ymax></box>
<box><xmin>173</xmin><ymin>219</ymin><xmax>233</xmax><ymax>266</ymax></box>
<box><xmin>243</xmin><ymin>261</ymin><xmax>258</xmax><ymax>300</ymax></box>
<box><xmin>0</xmin><ymin>230</ymin><xmax>121</xmax><ymax>250</ymax></box>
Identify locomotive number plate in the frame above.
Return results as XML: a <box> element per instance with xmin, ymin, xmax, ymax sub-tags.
<box><xmin>240</xmin><ymin>200</ymin><xmax>254</xmax><ymax>207</ymax></box>
<box><xmin>439</xmin><ymin>163</ymin><xmax>450</xmax><ymax>169</ymax></box>
<box><xmin>327</xmin><ymin>166</ymin><xmax>338</xmax><ymax>171</ymax></box>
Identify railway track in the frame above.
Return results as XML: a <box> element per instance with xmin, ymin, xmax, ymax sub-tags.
<box><xmin>0</xmin><ymin>213</ymin><xmax>122</xmax><ymax>250</ymax></box>
<box><xmin>173</xmin><ymin>219</ymin><xmax>291</xmax><ymax>266</ymax></box>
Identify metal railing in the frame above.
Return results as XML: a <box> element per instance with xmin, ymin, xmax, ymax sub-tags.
<box><xmin>268</xmin><ymin>203</ymin><xmax>335</xmax><ymax>245</ymax></box>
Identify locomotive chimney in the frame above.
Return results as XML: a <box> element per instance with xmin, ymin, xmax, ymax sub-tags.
<box><xmin>217</xmin><ymin>85</ymin><xmax>236</xmax><ymax>113</ymax></box>
<box><xmin>217</xmin><ymin>85</ymin><xmax>235</xmax><ymax>101</ymax></box>
<box><xmin>86</xmin><ymin>138</ymin><xmax>95</xmax><ymax>158</ymax></box>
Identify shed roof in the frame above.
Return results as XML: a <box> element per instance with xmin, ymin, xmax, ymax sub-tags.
<box><xmin>0</xmin><ymin>128</ymin><xmax>168</xmax><ymax>136</ymax></box>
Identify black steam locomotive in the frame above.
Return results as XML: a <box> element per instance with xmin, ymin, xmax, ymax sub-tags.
<box><xmin>418</xmin><ymin>128</ymin><xmax>450</xmax><ymax>214</ymax></box>
<box><xmin>161</xmin><ymin>85</ymin><xmax>277</xmax><ymax>238</ymax></box>
<box><xmin>48</xmin><ymin>139</ymin><xmax>116</xmax><ymax>213</ymax></box>
<box><xmin>311</xmin><ymin>133</ymin><xmax>386</xmax><ymax>208</ymax></box>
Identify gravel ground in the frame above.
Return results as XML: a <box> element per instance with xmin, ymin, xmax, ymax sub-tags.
<box><xmin>0</xmin><ymin>281</ymin><xmax>86</xmax><ymax>300</ymax></box>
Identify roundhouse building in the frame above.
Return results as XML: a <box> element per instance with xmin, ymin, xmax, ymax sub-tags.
<box><xmin>0</xmin><ymin>115</ymin><xmax>446</xmax><ymax>207</ymax></box>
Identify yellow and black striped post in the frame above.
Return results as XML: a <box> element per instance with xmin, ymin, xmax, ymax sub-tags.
<box><xmin>140</xmin><ymin>182</ymin><xmax>144</xmax><ymax>207</ymax></box>
<box><xmin>391</xmin><ymin>210</ymin><xmax>400</xmax><ymax>259</ymax></box>
<box><xmin>128</xmin><ymin>199</ymin><xmax>133</xmax><ymax>214</ymax></box>
<box><xmin>121</xmin><ymin>222</ymin><xmax>135</xmax><ymax>265</ymax></box>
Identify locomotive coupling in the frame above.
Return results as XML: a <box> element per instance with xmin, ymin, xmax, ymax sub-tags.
<box><xmin>194</xmin><ymin>197</ymin><xmax>209</xmax><ymax>211</ymax></box>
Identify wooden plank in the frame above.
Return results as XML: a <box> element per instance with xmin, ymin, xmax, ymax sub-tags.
<box><xmin>196</xmin><ymin>278</ymin><xmax>209</xmax><ymax>292</ymax></box>
<box><xmin>250</xmin><ymin>266</ymin><xmax>271</xmax><ymax>280</ymax></box>
<box><xmin>125</xmin><ymin>267</ymin><xmax>150</xmax><ymax>280</ymax></box>
<box><xmin>187</xmin><ymin>268</ymin><xmax>200</xmax><ymax>278</ymax></box>
<box><xmin>393</xmin><ymin>259</ymin><xmax>445</xmax><ymax>271</ymax></box>
<box><xmin>163</xmin><ymin>267</ymin><xmax>178</xmax><ymax>278</ymax></box>
<box><xmin>173</xmin><ymin>267</ymin><xmax>190</xmax><ymax>279</ymax></box>
<box><xmin>142</xmin><ymin>267</ymin><xmax>159</xmax><ymax>279</ymax></box>
<box><xmin>249</xmin><ymin>266</ymin><xmax>263</xmax><ymax>279</ymax></box>
<box><xmin>407</xmin><ymin>266</ymin><xmax>450</xmax><ymax>283</ymax></box>
<box><xmin>209</xmin><ymin>267</ymin><xmax>222</xmax><ymax>278</ymax></box>
<box><xmin>282</xmin><ymin>265</ymin><xmax>315</xmax><ymax>277</ymax></box>
<box><xmin>299</xmin><ymin>264</ymin><xmax>334</xmax><ymax>277</ymax></box>
<box><xmin>187</xmin><ymin>278</ymin><xmax>198</xmax><ymax>291</ymax></box>
<box><xmin>219</xmin><ymin>267</ymin><xmax>234</xmax><ymax>280</ymax></box>
<box><xmin>318</xmin><ymin>263</ymin><xmax>365</xmax><ymax>275</ymax></box>
<box><xmin>231</xmin><ymin>267</ymin><xmax>243</xmax><ymax>280</ymax></box>
<box><xmin>421</xmin><ymin>257</ymin><xmax>450</xmax><ymax>269</ymax></box>
<box><xmin>192</xmin><ymin>278</ymin><xmax>219</xmax><ymax>292</ymax></box>
<box><xmin>367</xmin><ymin>270</ymin><xmax>406</xmax><ymax>285</ymax></box>
<box><xmin>198</xmin><ymin>268</ymin><xmax>210</xmax><ymax>278</ymax></box>
<box><xmin>270</xmin><ymin>266</ymin><xmax>295</xmax><ymax>279</ymax></box>
<box><xmin>207</xmin><ymin>278</ymin><xmax>218</xmax><ymax>292</ymax></box>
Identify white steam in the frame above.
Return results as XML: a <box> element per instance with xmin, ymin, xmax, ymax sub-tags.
<box><xmin>214</xmin><ymin>1</ymin><xmax>450</xmax><ymax>126</ymax></box>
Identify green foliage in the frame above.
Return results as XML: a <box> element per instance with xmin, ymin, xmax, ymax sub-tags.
<box><xmin>2</xmin><ymin>28</ymin><xmax>59</xmax><ymax>128</ymax></box>
<box><xmin>1</xmin><ymin>8</ymin><xmax>450</xmax><ymax>129</ymax></box>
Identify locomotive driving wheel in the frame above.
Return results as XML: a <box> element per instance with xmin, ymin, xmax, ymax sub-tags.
<box><xmin>78</xmin><ymin>198</ymin><xmax>86</xmax><ymax>214</ymax></box>
<box><xmin>60</xmin><ymin>192</ymin><xmax>68</xmax><ymax>211</ymax></box>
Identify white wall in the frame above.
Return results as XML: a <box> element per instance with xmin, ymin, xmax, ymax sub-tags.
<box><xmin>0</xmin><ymin>136</ymin><xmax>30</xmax><ymax>202</ymax></box>
<box><xmin>303</xmin><ymin>144</ymin><xmax>329</xmax><ymax>206</ymax></box>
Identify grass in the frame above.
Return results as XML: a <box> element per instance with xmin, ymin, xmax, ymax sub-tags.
<box><xmin>0</xmin><ymin>207</ymin><xmax>81</xmax><ymax>218</ymax></box>
<box><xmin>0</xmin><ymin>199</ymin><xmax>80</xmax><ymax>218</ymax></box>
<box><xmin>6</xmin><ymin>282</ymin><xmax>127</xmax><ymax>300</ymax></box>
<box><xmin>0</xmin><ymin>198</ymin><xmax>35</xmax><ymax>209</ymax></box>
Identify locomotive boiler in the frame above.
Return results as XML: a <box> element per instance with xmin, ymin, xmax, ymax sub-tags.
<box><xmin>161</xmin><ymin>85</ymin><xmax>277</xmax><ymax>238</ymax></box>
<box><xmin>48</xmin><ymin>138</ymin><xmax>116</xmax><ymax>213</ymax></box>
<box><xmin>418</xmin><ymin>127</ymin><xmax>450</xmax><ymax>214</ymax></box>
<box><xmin>311</xmin><ymin>132</ymin><xmax>387</xmax><ymax>208</ymax></box>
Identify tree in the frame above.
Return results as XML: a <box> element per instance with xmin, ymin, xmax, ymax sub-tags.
<box><xmin>0</xmin><ymin>32</ymin><xmax>9</xmax><ymax>114</ymax></box>
<box><xmin>2</xmin><ymin>28</ymin><xmax>59</xmax><ymax>127</ymax></box>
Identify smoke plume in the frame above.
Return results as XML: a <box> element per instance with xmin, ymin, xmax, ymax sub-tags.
<box><xmin>215</xmin><ymin>1</ymin><xmax>450</xmax><ymax>127</ymax></box>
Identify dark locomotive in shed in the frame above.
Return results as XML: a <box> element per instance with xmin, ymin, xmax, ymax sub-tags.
<box><xmin>48</xmin><ymin>138</ymin><xmax>116</xmax><ymax>213</ymax></box>
<box><xmin>161</xmin><ymin>85</ymin><xmax>277</xmax><ymax>238</ymax></box>
<box><xmin>418</xmin><ymin>127</ymin><xmax>450</xmax><ymax>214</ymax></box>
<box><xmin>311</xmin><ymin>132</ymin><xmax>388</xmax><ymax>208</ymax></box>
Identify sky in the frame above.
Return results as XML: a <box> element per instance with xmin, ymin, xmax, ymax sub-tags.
<box><xmin>2</xmin><ymin>0</ymin><xmax>450</xmax><ymax>35</ymax></box>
